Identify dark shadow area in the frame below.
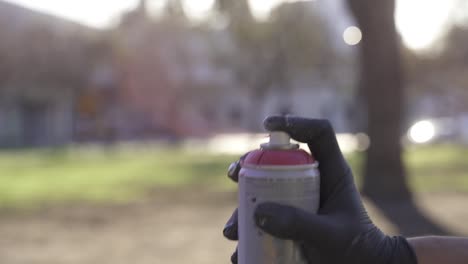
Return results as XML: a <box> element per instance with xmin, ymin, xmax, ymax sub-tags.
<box><xmin>370</xmin><ymin>198</ymin><xmax>456</xmax><ymax>236</ymax></box>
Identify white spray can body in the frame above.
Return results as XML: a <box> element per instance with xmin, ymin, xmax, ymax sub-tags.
<box><xmin>238</xmin><ymin>132</ymin><xmax>320</xmax><ymax>264</ymax></box>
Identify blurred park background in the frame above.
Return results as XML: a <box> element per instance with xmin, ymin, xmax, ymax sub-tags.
<box><xmin>1</xmin><ymin>0</ymin><xmax>468</xmax><ymax>263</ymax></box>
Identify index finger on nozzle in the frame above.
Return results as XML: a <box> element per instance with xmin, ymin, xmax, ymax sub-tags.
<box><xmin>263</xmin><ymin>115</ymin><xmax>349</xmax><ymax>175</ymax></box>
<box><xmin>263</xmin><ymin>115</ymin><xmax>335</xmax><ymax>144</ymax></box>
<box><xmin>263</xmin><ymin>115</ymin><xmax>289</xmax><ymax>132</ymax></box>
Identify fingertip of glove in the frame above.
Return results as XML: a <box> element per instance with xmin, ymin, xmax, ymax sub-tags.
<box><xmin>263</xmin><ymin>115</ymin><xmax>287</xmax><ymax>131</ymax></box>
<box><xmin>254</xmin><ymin>202</ymin><xmax>282</xmax><ymax>232</ymax></box>
<box><xmin>223</xmin><ymin>209</ymin><xmax>239</xmax><ymax>240</ymax></box>
<box><xmin>227</xmin><ymin>161</ymin><xmax>240</xmax><ymax>182</ymax></box>
<box><xmin>231</xmin><ymin>250</ymin><xmax>238</xmax><ymax>263</ymax></box>
<box><xmin>263</xmin><ymin>116</ymin><xmax>335</xmax><ymax>140</ymax></box>
<box><xmin>223</xmin><ymin>222</ymin><xmax>238</xmax><ymax>240</ymax></box>
<box><xmin>255</xmin><ymin>202</ymin><xmax>281</xmax><ymax>213</ymax></box>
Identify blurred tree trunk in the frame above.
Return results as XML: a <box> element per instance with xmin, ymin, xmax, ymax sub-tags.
<box><xmin>347</xmin><ymin>0</ymin><xmax>412</xmax><ymax>201</ymax></box>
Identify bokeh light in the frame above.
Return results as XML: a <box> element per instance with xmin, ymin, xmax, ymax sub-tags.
<box><xmin>409</xmin><ymin>120</ymin><xmax>436</xmax><ymax>144</ymax></box>
<box><xmin>343</xmin><ymin>26</ymin><xmax>362</xmax><ymax>46</ymax></box>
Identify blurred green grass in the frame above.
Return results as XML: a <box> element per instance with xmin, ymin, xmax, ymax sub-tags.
<box><xmin>0</xmin><ymin>144</ymin><xmax>467</xmax><ymax>208</ymax></box>
<box><xmin>0</xmin><ymin>146</ymin><xmax>237</xmax><ymax>208</ymax></box>
<box><xmin>346</xmin><ymin>144</ymin><xmax>468</xmax><ymax>193</ymax></box>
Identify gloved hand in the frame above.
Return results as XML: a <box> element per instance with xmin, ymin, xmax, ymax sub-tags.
<box><xmin>223</xmin><ymin>115</ymin><xmax>417</xmax><ymax>264</ymax></box>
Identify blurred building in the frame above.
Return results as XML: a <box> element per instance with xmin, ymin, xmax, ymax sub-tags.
<box><xmin>0</xmin><ymin>0</ymin><xmax>358</xmax><ymax>147</ymax></box>
<box><xmin>0</xmin><ymin>0</ymin><xmax>100</xmax><ymax>147</ymax></box>
<box><xmin>112</xmin><ymin>1</ymin><xmax>226</xmax><ymax>139</ymax></box>
<box><xmin>112</xmin><ymin>0</ymin><xmax>356</xmax><ymax>137</ymax></box>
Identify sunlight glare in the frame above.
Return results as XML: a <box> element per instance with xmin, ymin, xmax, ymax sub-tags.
<box><xmin>396</xmin><ymin>0</ymin><xmax>455</xmax><ymax>50</ymax></box>
<box><xmin>3</xmin><ymin>0</ymin><xmax>139</xmax><ymax>28</ymax></box>
<box><xmin>5</xmin><ymin>0</ymin><xmax>455</xmax><ymax>51</ymax></box>
<box><xmin>249</xmin><ymin>0</ymin><xmax>283</xmax><ymax>20</ymax></box>
<box><xmin>183</xmin><ymin>0</ymin><xmax>214</xmax><ymax>20</ymax></box>
<box><xmin>249</xmin><ymin>0</ymin><xmax>314</xmax><ymax>21</ymax></box>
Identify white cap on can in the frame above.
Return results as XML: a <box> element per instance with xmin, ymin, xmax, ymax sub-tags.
<box><xmin>261</xmin><ymin>131</ymin><xmax>299</xmax><ymax>150</ymax></box>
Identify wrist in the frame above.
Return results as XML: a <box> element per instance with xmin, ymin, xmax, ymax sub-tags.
<box><xmin>346</xmin><ymin>229</ymin><xmax>417</xmax><ymax>264</ymax></box>
<box><xmin>391</xmin><ymin>236</ymin><xmax>418</xmax><ymax>264</ymax></box>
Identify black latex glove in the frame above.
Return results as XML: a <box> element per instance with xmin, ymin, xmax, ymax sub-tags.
<box><xmin>223</xmin><ymin>115</ymin><xmax>417</xmax><ymax>264</ymax></box>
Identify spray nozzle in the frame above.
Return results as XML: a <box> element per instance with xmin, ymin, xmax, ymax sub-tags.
<box><xmin>261</xmin><ymin>131</ymin><xmax>299</xmax><ymax>150</ymax></box>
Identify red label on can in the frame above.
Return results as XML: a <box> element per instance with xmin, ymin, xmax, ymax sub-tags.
<box><xmin>243</xmin><ymin>149</ymin><xmax>315</xmax><ymax>166</ymax></box>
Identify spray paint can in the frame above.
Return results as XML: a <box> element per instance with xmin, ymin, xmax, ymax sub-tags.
<box><xmin>238</xmin><ymin>131</ymin><xmax>320</xmax><ymax>264</ymax></box>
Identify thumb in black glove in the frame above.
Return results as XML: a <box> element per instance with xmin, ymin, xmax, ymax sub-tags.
<box><xmin>224</xmin><ymin>115</ymin><xmax>417</xmax><ymax>264</ymax></box>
